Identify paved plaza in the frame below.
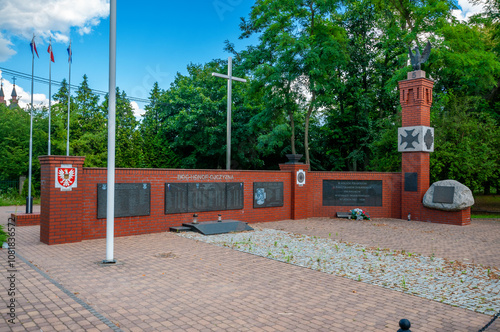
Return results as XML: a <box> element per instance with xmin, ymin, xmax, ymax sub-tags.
<box><xmin>1</xmin><ymin>205</ymin><xmax>499</xmax><ymax>331</ymax></box>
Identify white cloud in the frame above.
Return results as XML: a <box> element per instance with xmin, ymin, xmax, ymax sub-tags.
<box><xmin>0</xmin><ymin>33</ymin><xmax>16</xmax><ymax>61</ymax></box>
<box><xmin>0</xmin><ymin>0</ymin><xmax>109</xmax><ymax>61</ymax></box>
<box><xmin>131</xmin><ymin>101</ymin><xmax>146</xmax><ymax>119</ymax></box>
<box><xmin>452</xmin><ymin>0</ymin><xmax>486</xmax><ymax>21</ymax></box>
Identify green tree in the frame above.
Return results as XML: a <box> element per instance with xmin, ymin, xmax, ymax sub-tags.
<box><xmin>50</xmin><ymin>78</ymin><xmax>77</xmax><ymax>156</ymax></box>
<box><xmin>140</xmin><ymin>82</ymin><xmax>179</xmax><ymax>168</ymax></box>
<box><xmin>0</xmin><ymin>104</ymin><xmax>30</xmax><ymax>180</ymax></box>
<box><xmin>152</xmin><ymin>60</ymin><xmax>265</xmax><ymax>169</ymax></box>
<box><xmin>102</xmin><ymin>88</ymin><xmax>143</xmax><ymax>168</ymax></box>
<box><xmin>72</xmin><ymin>75</ymin><xmax>107</xmax><ymax>166</ymax></box>
<box><xmin>430</xmin><ymin>95</ymin><xmax>500</xmax><ymax>192</ymax></box>
<box><xmin>237</xmin><ymin>0</ymin><xmax>348</xmax><ymax>167</ymax></box>
<box><xmin>0</xmin><ymin>102</ymin><xmax>51</xmax><ymax>195</ymax></box>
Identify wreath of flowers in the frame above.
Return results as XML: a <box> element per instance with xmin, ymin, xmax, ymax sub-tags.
<box><xmin>349</xmin><ymin>208</ymin><xmax>370</xmax><ymax>220</ymax></box>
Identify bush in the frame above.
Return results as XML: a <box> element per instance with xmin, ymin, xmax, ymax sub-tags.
<box><xmin>21</xmin><ymin>180</ymin><xmax>36</xmax><ymax>198</ymax></box>
<box><xmin>0</xmin><ymin>187</ymin><xmax>24</xmax><ymax>206</ymax></box>
<box><xmin>0</xmin><ymin>224</ymin><xmax>8</xmax><ymax>244</ymax></box>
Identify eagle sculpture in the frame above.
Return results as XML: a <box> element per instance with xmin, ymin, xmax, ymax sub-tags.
<box><xmin>409</xmin><ymin>41</ymin><xmax>432</xmax><ymax>71</ymax></box>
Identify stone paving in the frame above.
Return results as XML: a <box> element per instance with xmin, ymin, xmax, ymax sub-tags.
<box><xmin>1</xmin><ymin>206</ymin><xmax>499</xmax><ymax>331</ymax></box>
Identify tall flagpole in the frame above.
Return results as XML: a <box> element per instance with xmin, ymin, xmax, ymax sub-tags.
<box><xmin>105</xmin><ymin>0</ymin><xmax>117</xmax><ymax>264</ymax></box>
<box><xmin>27</xmin><ymin>34</ymin><xmax>37</xmax><ymax>214</ymax></box>
<box><xmin>66</xmin><ymin>39</ymin><xmax>72</xmax><ymax>156</ymax></box>
<box><xmin>48</xmin><ymin>37</ymin><xmax>53</xmax><ymax>155</ymax></box>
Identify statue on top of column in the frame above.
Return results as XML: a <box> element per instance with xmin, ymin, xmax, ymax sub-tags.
<box><xmin>409</xmin><ymin>41</ymin><xmax>432</xmax><ymax>71</ymax></box>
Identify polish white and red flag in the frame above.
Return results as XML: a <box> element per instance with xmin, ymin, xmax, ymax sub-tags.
<box><xmin>48</xmin><ymin>43</ymin><xmax>55</xmax><ymax>62</ymax></box>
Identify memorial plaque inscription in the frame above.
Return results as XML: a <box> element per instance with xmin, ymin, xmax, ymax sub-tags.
<box><xmin>188</xmin><ymin>183</ymin><xmax>226</xmax><ymax>212</ymax></box>
<box><xmin>165</xmin><ymin>183</ymin><xmax>188</xmax><ymax>214</ymax></box>
<box><xmin>165</xmin><ymin>182</ymin><xmax>244</xmax><ymax>214</ymax></box>
<box><xmin>253</xmin><ymin>182</ymin><xmax>284</xmax><ymax>208</ymax></box>
<box><xmin>97</xmin><ymin>183</ymin><xmax>151</xmax><ymax>219</ymax></box>
<box><xmin>227</xmin><ymin>182</ymin><xmax>244</xmax><ymax>210</ymax></box>
<box><xmin>404</xmin><ymin>172</ymin><xmax>418</xmax><ymax>192</ymax></box>
<box><xmin>433</xmin><ymin>186</ymin><xmax>455</xmax><ymax>204</ymax></box>
<box><xmin>323</xmin><ymin>180</ymin><xmax>382</xmax><ymax>206</ymax></box>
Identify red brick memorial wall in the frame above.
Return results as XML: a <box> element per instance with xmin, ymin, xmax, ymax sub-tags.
<box><xmin>14</xmin><ymin>71</ymin><xmax>471</xmax><ymax>245</ymax></box>
<box><xmin>31</xmin><ymin>158</ymin><xmax>411</xmax><ymax>244</ymax></box>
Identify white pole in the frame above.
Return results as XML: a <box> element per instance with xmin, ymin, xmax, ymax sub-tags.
<box><xmin>28</xmin><ymin>36</ymin><xmax>34</xmax><ymax>214</ymax></box>
<box><xmin>66</xmin><ymin>40</ymin><xmax>71</xmax><ymax>156</ymax></box>
<box><xmin>106</xmin><ymin>0</ymin><xmax>117</xmax><ymax>263</ymax></box>
<box><xmin>48</xmin><ymin>37</ymin><xmax>52</xmax><ymax>156</ymax></box>
<box><xmin>226</xmin><ymin>57</ymin><xmax>232</xmax><ymax>170</ymax></box>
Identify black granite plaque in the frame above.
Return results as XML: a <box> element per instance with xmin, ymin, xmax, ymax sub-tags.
<box><xmin>253</xmin><ymin>182</ymin><xmax>284</xmax><ymax>208</ymax></box>
<box><xmin>188</xmin><ymin>183</ymin><xmax>226</xmax><ymax>212</ymax></box>
<box><xmin>165</xmin><ymin>182</ymin><xmax>244</xmax><ymax>214</ymax></box>
<box><xmin>323</xmin><ymin>180</ymin><xmax>382</xmax><ymax>206</ymax></box>
<box><xmin>404</xmin><ymin>172</ymin><xmax>418</xmax><ymax>192</ymax></box>
<box><xmin>97</xmin><ymin>183</ymin><xmax>151</xmax><ymax>219</ymax></box>
<box><xmin>227</xmin><ymin>182</ymin><xmax>244</xmax><ymax>210</ymax></box>
<box><xmin>433</xmin><ymin>186</ymin><xmax>455</xmax><ymax>204</ymax></box>
<box><xmin>165</xmin><ymin>183</ymin><xmax>188</xmax><ymax>214</ymax></box>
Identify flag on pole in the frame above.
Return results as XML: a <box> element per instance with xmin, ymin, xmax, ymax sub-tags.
<box><xmin>30</xmin><ymin>36</ymin><xmax>39</xmax><ymax>58</ymax></box>
<box><xmin>67</xmin><ymin>43</ymin><xmax>72</xmax><ymax>63</ymax></box>
<box><xmin>48</xmin><ymin>43</ymin><xmax>55</xmax><ymax>62</ymax></box>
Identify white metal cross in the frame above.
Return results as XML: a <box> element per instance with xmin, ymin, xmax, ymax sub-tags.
<box><xmin>212</xmin><ymin>57</ymin><xmax>247</xmax><ymax>170</ymax></box>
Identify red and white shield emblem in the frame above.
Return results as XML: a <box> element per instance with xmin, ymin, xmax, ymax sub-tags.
<box><xmin>55</xmin><ymin>166</ymin><xmax>77</xmax><ymax>190</ymax></box>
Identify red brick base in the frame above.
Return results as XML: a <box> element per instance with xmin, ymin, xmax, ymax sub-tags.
<box><xmin>11</xmin><ymin>213</ymin><xmax>41</xmax><ymax>226</ymax></box>
<box><xmin>420</xmin><ymin>207</ymin><xmax>471</xmax><ymax>226</ymax></box>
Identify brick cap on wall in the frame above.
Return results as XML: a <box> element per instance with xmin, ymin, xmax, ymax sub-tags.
<box><xmin>39</xmin><ymin>155</ymin><xmax>86</xmax><ymax>165</ymax></box>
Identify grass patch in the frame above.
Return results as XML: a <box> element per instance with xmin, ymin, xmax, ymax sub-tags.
<box><xmin>472</xmin><ymin>195</ymin><xmax>500</xmax><ymax>213</ymax></box>
<box><xmin>0</xmin><ymin>224</ymin><xmax>8</xmax><ymax>243</ymax></box>
<box><xmin>0</xmin><ymin>188</ymin><xmax>40</xmax><ymax>207</ymax></box>
<box><xmin>472</xmin><ymin>213</ymin><xmax>500</xmax><ymax>219</ymax></box>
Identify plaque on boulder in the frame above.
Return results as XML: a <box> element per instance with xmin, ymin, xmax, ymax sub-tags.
<box><xmin>165</xmin><ymin>182</ymin><xmax>244</xmax><ymax>214</ymax></box>
<box><xmin>323</xmin><ymin>180</ymin><xmax>382</xmax><ymax>207</ymax></box>
<box><xmin>97</xmin><ymin>183</ymin><xmax>151</xmax><ymax>219</ymax></box>
<box><xmin>423</xmin><ymin>180</ymin><xmax>474</xmax><ymax>211</ymax></box>
<box><xmin>253</xmin><ymin>182</ymin><xmax>284</xmax><ymax>208</ymax></box>
<box><xmin>433</xmin><ymin>186</ymin><xmax>455</xmax><ymax>204</ymax></box>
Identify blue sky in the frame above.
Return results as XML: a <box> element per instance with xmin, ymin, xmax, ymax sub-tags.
<box><xmin>0</xmin><ymin>0</ymin><xmax>482</xmax><ymax>117</ymax></box>
<box><xmin>0</xmin><ymin>0</ymin><xmax>257</xmax><ymax>116</ymax></box>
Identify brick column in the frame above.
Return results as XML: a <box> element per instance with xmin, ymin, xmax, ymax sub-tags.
<box><xmin>398</xmin><ymin>72</ymin><xmax>434</xmax><ymax>221</ymax></box>
<box><xmin>39</xmin><ymin>155</ymin><xmax>85</xmax><ymax>245</ymax></box>
<box><xmin>279</xmin><ymin>163</ymin><xmax>309</xmax><ymax>220</ymax></box>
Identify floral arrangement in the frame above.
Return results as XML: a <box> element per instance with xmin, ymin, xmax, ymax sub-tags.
<box><xmin>349</xmin><ymin>208</ymin><xmax>370</xmax><ymax>221</ymax></box>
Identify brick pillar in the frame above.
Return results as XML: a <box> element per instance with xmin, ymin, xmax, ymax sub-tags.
<box><xmin>398</xmin><ymin>71</ymin><xmax>434</xmax><ymax>221</ymax></box>
<box><xmin>39</xmin><ymin>155</ymin><xmax>85</xmax><ymax>245</ymax></box>
<box><xmin>279</xmin><ymin>162</ymin><xmax>309</xmax><ymax>220</ymax></box>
